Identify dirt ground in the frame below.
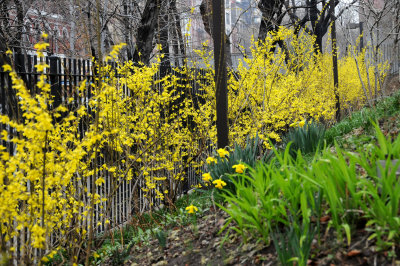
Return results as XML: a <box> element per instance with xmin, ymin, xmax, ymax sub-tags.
<box><xmin>119</xmin><ymin>206</ymin><xmax>399</xmax><ymax>266</ymax></box>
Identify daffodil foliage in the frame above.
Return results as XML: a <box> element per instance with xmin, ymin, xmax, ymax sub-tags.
<box><xmin>0</xmin><ymin>27</ymin><xmax>388</xmax><ymax>262</ymax></box>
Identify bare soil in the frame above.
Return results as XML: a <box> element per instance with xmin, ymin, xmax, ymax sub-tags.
<box><xmin>119</xmin><ymin>206</ymin><xmax>400</xmax><ymax>266</ymax></box>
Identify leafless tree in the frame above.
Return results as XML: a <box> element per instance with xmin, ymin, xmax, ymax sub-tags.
<box><xmin>356</xmin><ymin>0</ymin><xmax>400</xmax><ymax>96</ymax></box>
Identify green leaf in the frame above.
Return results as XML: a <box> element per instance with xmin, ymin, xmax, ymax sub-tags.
<box><xmin>342</xmin><ymin>223</ymin><xmax>351</xmax><ymax>246</ymax></box>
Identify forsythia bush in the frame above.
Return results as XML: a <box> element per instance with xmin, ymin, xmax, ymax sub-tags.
<box><xmin>0</xmin><ymin>28</ymin><xmax>388</xmax><ymax>262</ymax></box>
<box><xmin>192</xmin><ymin>27</ymin><xmax>388</xmax><ymax>146</ymax></box>
<box><xmin>0</xmin><ymin>42</ymin><xmax>206</xmax><ymax>263</ymax></box>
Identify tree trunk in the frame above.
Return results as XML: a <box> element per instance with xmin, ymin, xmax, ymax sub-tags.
<box><xmin>257</xmin><ymin>0</ymin><xmax>284</xmax><ymax>42</ymax></box>
<box><xmin>132</xmin><ymin>0</ymin><xmax>160</xmax><ymax>65</ymax></box>
<box><xmin>200</xmin><ymin>0</ymin><xmax>232</xmax><ymax>68</ymax></box>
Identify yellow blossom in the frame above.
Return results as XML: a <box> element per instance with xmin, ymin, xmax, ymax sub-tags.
<box><xmin>206</xmin><ymin>156</ymin><xmax>217</xmax><ymax>164</ymax></box>
<box><xmin>216</xmin><ymin>148</ymin><xmax>229</xmax><ymax>158</ymax></box>
<box><xmin>213</xmin><ymin>179</ymin><xmax>227</xmax><ymax>189</ymax></box>
<box><xmin>2</xmin><ymin>64</ymin><xmax>12</xmax><ymax>72</ymax></box>
<box><xmin>35</xmin><ymin>63</ymin><xmax>49</xmax><ymax>72</ymax></box>
<box><xmin>95</xmin><ymin>177</ymin><xmax>105</xmax><ymax>186</ymax></box>
<box><xmin>34</xmin><ymin>42</ymin><xmax>50</xmax><ymax>51</ymax></box>
<box><xmin>202</xmin><ymin>172</ymin><xmax>213</xmax><ymax>182</ymax></box>
<box><xmin>232</xmin><ymin>163</ymin><xmax>246</xmax><ymax>174</ymax></box>
<box><xmin>185</xmin><ymin>204</ymin><xmax>198</xmax><ymax>214</ymax></box>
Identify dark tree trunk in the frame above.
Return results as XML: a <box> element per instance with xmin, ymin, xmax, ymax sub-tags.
<box><xmin>212</xmin><ymin>0</ymin><xmax>229</xmax><ymax>148</ymax></box>
<box><xmin>132</xmin><ymin>0</ymin><xmax>160</xmax><ymax>65</ymax></box>
<box><xmin>200</xmin><ymin>0</ymin><xmax>232</xmax><ymax>68</ymax></box>
<box><xmin>284</xmin><ymin>0</ymin><xmax>340</xmax><ymax>54</ymax></box>
<box><xmin>257</xmin><ymin>0</ymin><xmax>284</xmax><ymax>42</ymax></box>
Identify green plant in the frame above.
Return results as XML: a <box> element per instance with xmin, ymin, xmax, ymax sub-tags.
<box><xmin>308</xmin><ymin>144</ymin><xmax>362</xmax><ymax>245</ymax></box>
<box><xmin>283</xmin><ymin>121</ymin><xmax>325</xmax><ymax>158</ymax></box>
<box><xmin>353</xmin><ymin>122</ymin><xmax>400</xmax><ymax>250</ymax></box>
<box><xmin>206</xmin><ymin>135</ymin><xmax>272</xmax><ymax>193</ymax></box>
<box><xmin>218</xmin><ymin>143</ymin><xmax>321</xmax><ymax>248</ymax></box>
<box><xmin>325</xmin><ymin>90</ymin><xmax>400</xmax><ymax>144</ymax></box>
<box><xmin>154</xmin><ymin>229</ymin><xmax>167</xmax><ymax>249</ymax></box>
<box><xmin>271</xmin><ymin>221</ymin><xmax>317</xmax><ymax>266</ymax></box>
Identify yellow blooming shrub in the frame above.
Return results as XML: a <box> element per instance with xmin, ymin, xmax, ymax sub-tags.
<box><xmin>0</xmin><ymin>44</ymin><xmax>207</xmax><ymax>262</ymax></box>
<box><xmin>0</xmin><ymin>53</ymin><xmax>93</xmax><ymax>260</ymax></box>
<box><xmin>192</xmin><ymin>27</ymin><xmax>388</xmax><ymax>147</ymax></box>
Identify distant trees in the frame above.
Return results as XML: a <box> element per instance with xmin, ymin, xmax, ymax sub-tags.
<box><xmin>357</xmin><ymin>0</ymin><xmax>400</xmax><ymax>72</ymax></box>
<box><xmin>256</xmin><ymin>0</ymin><xmax>357</xmax><ymax>53</ymax></box>
<box><xmin>0</xmin><ymin>0</ymin><xmax>35</xmax><ymax>53</ymax></box>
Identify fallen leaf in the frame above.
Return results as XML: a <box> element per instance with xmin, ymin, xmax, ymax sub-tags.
<box><xmin>320</xmin><ymin>215</ymin><xmax>331</xmax><ymax>223</ymax></box>
<box><xmin>347</xmin><ymin>250</ymin><xmax>361</xmax><ymax>257</ymax></box>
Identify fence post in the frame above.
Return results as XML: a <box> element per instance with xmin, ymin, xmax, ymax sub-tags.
<box><xmin>49</xmin><ymin>56</ymin><xmax>62</xmax><ymax>109</ymax></box>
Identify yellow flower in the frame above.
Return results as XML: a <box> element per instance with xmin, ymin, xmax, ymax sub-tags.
<box><xmin>2</xmin><ymin>64</ymin><xmax>12</xmax><ymax>72</ymax></box>
<box><xmin>213</xmin><ymin>179</ymin><xmax>227</xmax><ymax>189</ymax></box>
<box><xmin>41</xmin><ymin>32</ymin><xmax>49</xmax><ymax>38</ymax></box>
<box><xmin>185</xmin><ymin>204</ymin><xmax>198</xmax><ymax>214</ymax></box>
<box><xmin>35</xmin><ymin>63</ymin><xmax>49</xmax><ymax>72</ymax></box>
<box><xmin>216</xmin><ymin>148</ymin><xmax>229</xmax><ymax>158</ymax></box>
<box><xmin>5</xmin><ymin>49</ymin><xmax>12</xmax><ymax>55</ymax></box>
<box><xmin>290</xmin><ymin>119</ymin><xmax>306</xmax><ymax>128</ymax></box>
<box><xmin>206</xmin><ymin>156</ymin><xmax>217</xmax><ymax>164</ymax></box>
<box><xmin>95</xmin><ymin>177</ymin><xmax>105</xmax><ymax>186</ymax></box>
<box><xmin>202</xmin><ymin>172</ymin><xmax>213</xmax><ymax>182</ymax></box>
<box><xmin>232</xmin><ymin>163</ymin><xmax>246</xmax><ymax>174</ymax></box>
<box><xmin>34</xmin><ymin>42</ymin><xmax>50</xmax><ymax>51</ymax></box>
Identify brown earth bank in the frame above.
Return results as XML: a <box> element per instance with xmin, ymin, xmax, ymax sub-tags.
<box><xmin>110</xmin><ymin>206</ymin><xmax>400</xmax><ymax>266</ymax></box>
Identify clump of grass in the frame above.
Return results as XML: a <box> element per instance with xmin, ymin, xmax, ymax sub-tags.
<box><xmin>326</xmin><ymin>90</ymin><xmax>400</xmax><ymax>144</ymax></box>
